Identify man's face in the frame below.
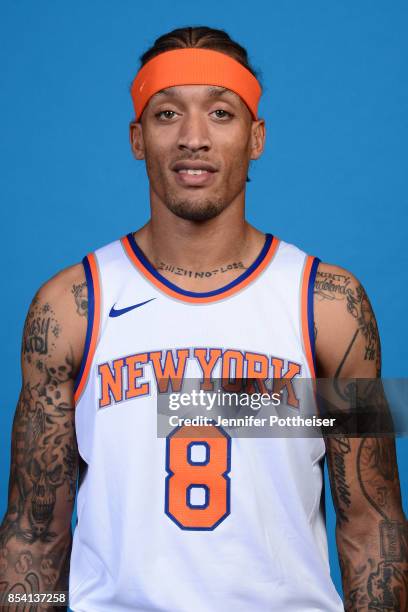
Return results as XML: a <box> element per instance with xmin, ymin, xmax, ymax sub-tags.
<box><xmin>130</xmin><ymin>85</ymin><xmax>265</xmax><ymax>221</ymax></box>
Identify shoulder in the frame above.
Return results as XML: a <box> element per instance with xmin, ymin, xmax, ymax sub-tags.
<box><xmin>314</xmin><ymin>261</ymin><xmax>368</xmax><ymax>318</ymax></box>
<box><xmin>23</xmin><ymin>262</ymin><xmax>88</xmax><ymax>378</ymax></box>
<box><xmin>313</xmin><ymin>262</ymin><xmax>381</xmax><ymax>377</ymax></box>
<box><xmin>35</xmin><ymin>262</ymin><xmax>86</xmax><ymax>302</ymax></box>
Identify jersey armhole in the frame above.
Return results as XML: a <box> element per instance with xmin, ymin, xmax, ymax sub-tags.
<box><xmin>300</xmin><ymin>255</ymin><xmax>320</xmax><ymax>379</ymax></box>
<box><xmin>74</xmin><ymin>253</ymin><xmax>101</xmax><ymax>403</ymax></box>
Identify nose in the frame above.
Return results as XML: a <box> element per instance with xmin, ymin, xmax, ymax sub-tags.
<box><xmin>177</xmin><ymin>112</ymin><xmax>211</xmax><ymax>153</ymax></box>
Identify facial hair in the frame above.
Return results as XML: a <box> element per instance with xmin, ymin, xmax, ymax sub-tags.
<box><xmin>164</xmin><ymin>194</ymin><xmax>230</xmax><ymax>222</ymax></box>
<box><xmin>145</xmin><ymin>150</ymin><xmax>247</xmax><ymax>222</ymax></box>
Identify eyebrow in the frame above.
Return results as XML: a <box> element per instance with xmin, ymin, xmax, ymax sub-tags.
<box><xmin>151</xmin><ymin>86</ymin><xmax>236</xmax><ymax>100</ymax></box>
<box><xmin>207</xmin><ymin>87</ymin><xmax>234</xmax><ymax>98</ymax></box>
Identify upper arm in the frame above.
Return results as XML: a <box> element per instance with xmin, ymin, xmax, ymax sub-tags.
<box><xmin>313</xmin><ymin>263</ymin><xmax>404</xmax><ymax>525</ymax></box>
<box><xmin>2</xmin><ymin>263</ymin><xmax>87</xmax><ymax>544</ymax></box>
<box><xmin>314</xmin><ymin>262</ymin><xmax>381</xmax><ymax>378</ymax></box>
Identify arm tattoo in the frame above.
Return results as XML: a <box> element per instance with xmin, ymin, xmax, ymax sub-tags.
<box><xmin>22</xmin><ymin>297</ymin><xmax>61</xmax><ymax>362</ymax></box>
<box><xmin>0</xmin><ymin>301</ymin><xmax>78</xmax><ymax>610</ymax></box>
<box><xmin>357</xmin><ymin>437</ymin><xmax>400</xmax><ymax>520</ymax></box>
<box><xmin>72</xmin><ymin>282</ymin><xmax>88</xmax><ymax>317</ymax></box>
<box><xmin>340</xmin><ymin>437</ymin><xmax>408</xmax><ymax>611</ymax></box>
<box><xmin>314</xmin><ymin>270</ymin><xmax>381</xmax><ymax>376</ymax></box>
<box><xmin>325</xmin><ymin>436</ymin><xmax>352</xmax><ymax>524</ymax></box>
<box><xmin>316</xmin><ymin>270</ymin><xmax>407</xmax><ymax>609</ymax></box>
<box><xmin>314</xmin><ymin>271</ymin><xmax>351</xmax><ymax>300</ymax></box>
<box><xmin>346</xmin><ymin>284</ymin><xmax>381</xmax><ymax>369</ymax></box>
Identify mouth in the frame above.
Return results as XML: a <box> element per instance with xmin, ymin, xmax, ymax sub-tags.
<box><xmin>171</xmin><ymin>161</ymin><xmax>218</xmax><ymax>187</ymax></box>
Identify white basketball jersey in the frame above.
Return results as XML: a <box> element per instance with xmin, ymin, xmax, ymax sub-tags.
<box><xmin>69</xmin><ymin>232</ymin><xmax>344</xmax><ymax>612</ymax></box>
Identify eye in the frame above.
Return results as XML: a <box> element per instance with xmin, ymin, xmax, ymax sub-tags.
<box><xmin>211</xmin><ymin>109</ymin><xmax>233</xmax><ymax>120</ymax></box>
<box><xmin>155</xmin><ymin>110</ymin><xmax>177</xmax><ymax>121</ymax></box>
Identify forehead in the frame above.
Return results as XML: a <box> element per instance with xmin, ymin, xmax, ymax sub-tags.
<box><xmin>149</xmin><ymin>85</ymin><xmax>243</xmax><ymax>105</ymax></box>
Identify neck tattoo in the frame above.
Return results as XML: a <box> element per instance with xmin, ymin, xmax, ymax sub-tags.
<box><xmin>156</xmin><ymin>261</ymin><xmax>247</xmax><ymax>279</ymax></box>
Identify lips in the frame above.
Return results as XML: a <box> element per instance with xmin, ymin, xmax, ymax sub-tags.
<box><xmin>172</xmin><ymin>160</ymin><xmax>217</xmax><ymax>173</ymax></box>
<box><xmin>171</xmin><ymin>160</ymin><xmax>218</xmax><ymax>187</ymax></box>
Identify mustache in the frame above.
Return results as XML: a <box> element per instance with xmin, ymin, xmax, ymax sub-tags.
<box><xmin>170</xmin><ymin>157</ymin><xmax>219</xmax><ymax>172</ymax></box>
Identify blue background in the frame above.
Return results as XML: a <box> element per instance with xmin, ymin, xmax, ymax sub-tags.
<box><xmin>1</xmin><ymin>0</ymin><xmax>407</xmax><ymax>603</ymax></box>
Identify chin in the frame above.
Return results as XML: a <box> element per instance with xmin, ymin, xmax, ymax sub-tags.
<box><xmin>165</xmin><ymin>196</ymin><xmax>229</xmax><ymax>222</ymax></box>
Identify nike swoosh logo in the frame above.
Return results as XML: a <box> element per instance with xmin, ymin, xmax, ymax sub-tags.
<box><xmin>109</xmin><ymin>298</ymin><xmax>156</xmax><ymax>318</ymax></box>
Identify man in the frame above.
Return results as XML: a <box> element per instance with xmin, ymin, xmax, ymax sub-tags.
<box><xmin>0</xmin><ymin>26</ymin><xmax>406</xmax><ymax>612</ymax></box>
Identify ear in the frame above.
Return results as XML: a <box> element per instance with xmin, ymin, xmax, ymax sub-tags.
<box><xmin>129</xmin><ymin>121</ymin><xmax>145</xmax><ymax>160</ymax></box>
<box><xmin>250</xmin><ymin>119</ymin><xmax>266</xmax><ymax>160</ymax></box>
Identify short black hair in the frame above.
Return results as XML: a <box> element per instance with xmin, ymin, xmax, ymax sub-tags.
<box><xmin>140</xmin><ymin>26</ymin><xmax>260</xmax><ymax>83</ymax></box>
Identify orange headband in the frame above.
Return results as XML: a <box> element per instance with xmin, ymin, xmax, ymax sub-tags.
<box><xmin>131</xmin><ymin>48</ymin><xmax>262</xmax><ymax>121</ymax></box>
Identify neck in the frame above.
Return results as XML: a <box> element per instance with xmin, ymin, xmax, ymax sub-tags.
<box><xmin>134</xmin><ymin>189</ymin><xmax>264</xmax><ymax>272</ymax></box>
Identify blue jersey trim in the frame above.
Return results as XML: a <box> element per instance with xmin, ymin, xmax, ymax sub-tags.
<box><xmin>74</xmin><ymin>256</ymin><xmax>95</xmax><ymax>393</ymax></box>
<box><xmin>126</xmin><ymin>232</ymin><xmax>273</xmax><ymax>298</ymax></box>
<box><xmin>307</xmin><ymin>257</ymin><xmax>321</xmax><ymax>374</ymax></box>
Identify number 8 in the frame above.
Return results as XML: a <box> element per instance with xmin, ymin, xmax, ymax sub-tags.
<box><xmin>165</xmin><ymin>423</ymin><xmax>231</xmax><ymax>530</ymax></box>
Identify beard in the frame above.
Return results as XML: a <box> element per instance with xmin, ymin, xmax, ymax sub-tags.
<box><xmin>145</xmin><ymin>155</ymin><xmax>246</xmax><ymax>222</ymax></box>
<box><xmin>163</xmin><ymin>191</ymin><xmax>230</xmax><ymax>222</ymax></box>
